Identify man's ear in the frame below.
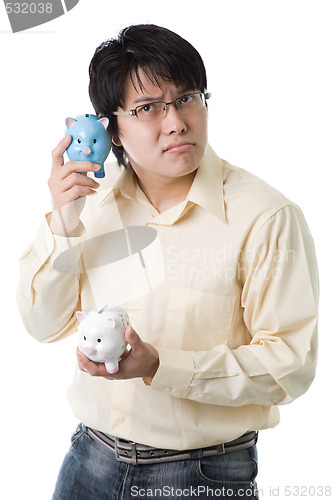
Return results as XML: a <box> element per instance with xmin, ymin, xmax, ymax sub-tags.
<box><xmin>112</xmin><ymin>136</ymin><xmax>122</xmax><ymax>147</ymax></box>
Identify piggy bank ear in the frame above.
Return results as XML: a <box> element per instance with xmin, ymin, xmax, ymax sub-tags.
<box><xmin>107</xmin><ymin>317</ymin><xmax>116</xmax><ymax>328</ymax></box>
<box><xmin>98</xmin><ymin>117</ymin><xmax>109</xmax><ymax>130</ymax></box>
<box><xmin>66</xmin><ymin>117</ymin><xmax>77</xmax><ymax>129</ymax></box>
<box><xmin>76</xmin><ymin>311</ymin><xmax>86</xmax><ymax>323</ymax></box>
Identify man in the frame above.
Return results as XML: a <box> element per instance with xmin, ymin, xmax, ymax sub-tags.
<box><xmin>17</xmin><ymin>24</ymin><xmax>318</xmax><ymax>499</ymax></box>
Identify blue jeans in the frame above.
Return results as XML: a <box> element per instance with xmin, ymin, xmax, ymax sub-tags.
<box><xmin>52</xmin><ymin>424</ymin><xmax>259</xmax><ymax>499</ymax></box>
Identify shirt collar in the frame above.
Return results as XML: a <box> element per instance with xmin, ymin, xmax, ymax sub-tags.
<box><xmin>98</xmin><ymin>144</ymin><xmax>226</xmax><ymax>224</ymax></box>
<box><xmin>186</xmin><ymin>144</ymin><xmax>226</xmax><ymax>223</ymax></box>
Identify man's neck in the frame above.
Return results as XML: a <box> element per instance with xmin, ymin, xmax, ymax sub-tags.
<box><xmin>135</xmin><ymin>170</ymin><xmax>197</xmax><ymax>213</ymax></box>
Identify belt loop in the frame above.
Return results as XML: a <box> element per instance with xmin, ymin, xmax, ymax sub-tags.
<box><xmin>115</xmin><ymin>438</ymin><xmax>120</xmax><ymax>461</ymax></box>
<box><xmin>190</xmin><ymin>448</ymin><xmax>203</xmax><ymax>460</ymax></box>
<box><xmin>216</xmin><ymin>443</ymin><xmax>225</xmax><ymax>455</ymax></box>
<box><xmin>131</xmin><ymin>442</ymin><xmax>138</xmax><ymax>465</ymax></box>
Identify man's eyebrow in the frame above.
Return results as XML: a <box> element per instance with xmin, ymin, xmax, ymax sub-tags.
<box><xmin>132</xmin><ymin>88</ymin><xmax>195</xmax><ymax>106</ymax></box>
<box><xmin>133</xmin><ymin>95</ymin><xmax>164</xmax><ymax>105</ymax></box>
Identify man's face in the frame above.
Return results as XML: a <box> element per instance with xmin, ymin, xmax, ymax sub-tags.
<box><xmin>113</xmin><ymin>70</ymin><xmax>208</xmax><ymax>185</ymax></box>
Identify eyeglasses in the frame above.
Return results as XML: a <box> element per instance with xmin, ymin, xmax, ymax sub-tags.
<box><xmin>112</xmin><ymin>92</ymin><xmax>211</xmax><ymax>122</ymax></box>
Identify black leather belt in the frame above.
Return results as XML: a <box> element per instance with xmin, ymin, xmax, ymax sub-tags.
<box><xmin>85</xmin><ymin>425</ymin><xmax>258</xmax><ymax>465</ymax></box>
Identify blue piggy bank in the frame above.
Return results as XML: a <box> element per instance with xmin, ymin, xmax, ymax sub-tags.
<box><xmin>65</xmin><ymin>114</ymin><xmax>112</xmax><ymax>178</ymax></box>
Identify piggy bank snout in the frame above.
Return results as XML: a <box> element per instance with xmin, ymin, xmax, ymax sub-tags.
<box><xmin>79</xmin><ymin>336</ymin><xmax>95</xmax><ymax>355</ymax></box>
<box><xmin>82</xmin><ymin>147</ymin><xmax>92</xmax><ymax>155</ymax></box>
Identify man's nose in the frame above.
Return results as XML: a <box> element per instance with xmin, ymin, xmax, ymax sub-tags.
<box><xmin>163</xmin><ymin>104</ymin><xmax>187</xmax><ymax>134</ymax></box>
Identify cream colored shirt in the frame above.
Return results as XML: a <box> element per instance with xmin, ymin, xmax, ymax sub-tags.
<box><xmin>17</xmin><ymin>145</ymin><xmax>318</xmax><ymax>450</ymax></box>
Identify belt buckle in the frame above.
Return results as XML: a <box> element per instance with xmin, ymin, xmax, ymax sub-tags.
<box><xmin>114</xmin><ymin>438</ymin><xmax>138</xmax><ymax>465</ymax></box>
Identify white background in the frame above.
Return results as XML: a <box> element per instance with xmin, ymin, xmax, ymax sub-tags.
<box><xmin>1</xmin><ymin>1</ymin><xmax>332</xmax><ymax>498</ymax></box>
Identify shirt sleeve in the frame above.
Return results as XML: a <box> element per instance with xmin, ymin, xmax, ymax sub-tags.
<box><xmin>150</xmin><ymin>205</ymin><xmax>319</xmax><ymax>406</ymax></box>
<box><xmin>16</xmin><ymin>213</ymin><xmax>84</xmax><ymax>343</ymax></box>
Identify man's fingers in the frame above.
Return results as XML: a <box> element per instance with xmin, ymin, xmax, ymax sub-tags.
<box><xmin>48</xmin><ymin>166</ymin><xmax>100</xmax><ymax>208</ymax></box>
<box><xmin>51</xmin><ymin>135</ymin><xmax>72</xmax><ymax>169</ymax></box>
<box><xmin>124</xmin><ymin>326</ymin><xmax>138</xmax><ymax>345</ymax></box>
<box><xmin>77</xmin><ymin>349</ymin><xmax>107</xmax><ymax>376</ymax></box>
<box><xmin>55</xmin><ymin>186</ymin><xmax>97</xmax><ymax>208</ymax></box>
<box><xmin>60</xmin><ymin>172</ymin><xmax>100</xmax><ymax>192</ymax></box>
<box><xmin>63</xmin><ymin>161</ymin><xmax>102</xmax><ymax>175</ymax></box>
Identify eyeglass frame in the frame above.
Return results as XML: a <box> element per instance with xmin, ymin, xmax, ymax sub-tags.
<box><xmin>112</xmin><ymin>91</ymin><xmax>211</xmax><ymax>121</ymax></box>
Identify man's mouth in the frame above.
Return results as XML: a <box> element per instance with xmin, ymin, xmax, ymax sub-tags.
<box><xmin>164</xmin><ymin>142</ymin><xmax>194</xmax><ymax>153</ymax></box>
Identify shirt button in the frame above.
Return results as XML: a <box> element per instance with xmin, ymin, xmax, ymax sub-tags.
<box><xmin>163</xmin><ymin>386</ymin><xmax>172</xmax><ymax>393</ymax></box>
<box><xmin>117</xmin><ymin>416</ymin><xmax>125</xmax><ymax>424</ymax></box>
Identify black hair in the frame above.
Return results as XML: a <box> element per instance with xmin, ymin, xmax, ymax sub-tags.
<box><xmin>88</xmin><ymin>24</ymin><xmax>207</xmax><ymax>167</ymax></box>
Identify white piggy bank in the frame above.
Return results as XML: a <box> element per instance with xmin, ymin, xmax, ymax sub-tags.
<box><xmin>76</xmin><ymin>305</ymin><xmax>130</xmax><ymax>374</ymax></box>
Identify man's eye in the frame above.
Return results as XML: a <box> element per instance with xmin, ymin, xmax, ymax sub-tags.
<box><xmin>141</xmin><ymin>104</ymin><xmax>155</xmax><ymax>113</ymax></box>
<box><xmin>180</xmin><ymin>95</ymin><xmax>193</xmax><ymax>104</ymax></box>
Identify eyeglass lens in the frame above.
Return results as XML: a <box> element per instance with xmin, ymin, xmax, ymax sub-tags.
<box><xmin>136</xmin><ymin>93</ymin><xmax>206</xmax><ymax>121</ymax></box>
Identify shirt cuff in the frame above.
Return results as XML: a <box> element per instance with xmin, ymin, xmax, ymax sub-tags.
<box><xmin>36</xmin><ymin>213</ymin><xmax>88</xmax><ymax>274</ymax></box>
<box><xmin>32</xmin><ymin>213</ymin><xmax>85</xmax><ymax>262</ymax></box>
<box><xmin>149</xmin><ymin>348</ymin><xmax>194</xmax><ymax>398</ymax></box>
